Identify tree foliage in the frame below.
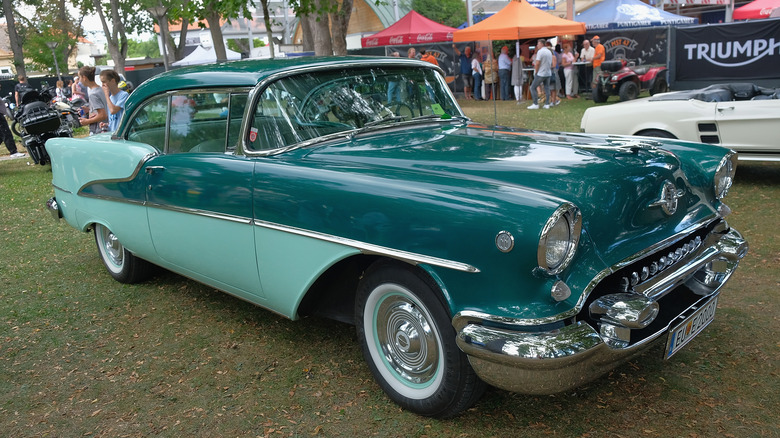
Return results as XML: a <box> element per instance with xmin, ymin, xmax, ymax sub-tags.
<box><xmin>411</xmin><ymin>0</ymin><xmax>466</xmax><ymax>28</ymax></box>
<box><xmin>127</xmin><ymin>38</ymin><xmax>162</xmax><ymax>59</ymax></box>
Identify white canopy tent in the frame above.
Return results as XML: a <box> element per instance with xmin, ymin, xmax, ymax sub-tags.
<box><xmin>171</xmin><ymin>45</ymin><xmax>241</xmax><ymax>67</ymax></box>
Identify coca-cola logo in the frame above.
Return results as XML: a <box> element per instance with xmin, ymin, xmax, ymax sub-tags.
<box><xmin>365</xmin><ymin>38</ymin><xmax>378</xmax><ymax>47</ymax></box>
<box><xmin>416</xmin><ymin>33</ymin><xmax>434</xmax><ymax>42</ymax></box>
<box><xmin>389</xmin><ymin>36</ymin><xmax>404</xmax><ymax>44</ymax></box>
<box><xmin>446</xmin><ymin>32</ymin><xmax>454</xmax><ymax>40</ymax></box>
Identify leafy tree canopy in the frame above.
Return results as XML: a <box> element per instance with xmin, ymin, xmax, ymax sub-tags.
<box><xmin>411</xmin><ymin>0</ymin><xmax>466</xmax><ymax>29</ymax></box>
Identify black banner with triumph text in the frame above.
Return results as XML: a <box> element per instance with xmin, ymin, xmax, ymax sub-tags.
<box><xmin>673</xmin><ymin>18</ymin><xmax>780</xmax><ymax>85</ymax></box>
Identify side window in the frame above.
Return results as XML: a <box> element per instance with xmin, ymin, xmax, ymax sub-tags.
<box><xmin>227</xmin><ymin>93</ymin><xmax>248</xmax><ymax>151</ymax></box>
<box><xmin>126</xmin><ymin>95</ymin><xmax>168</xmax><ymax>151</ymax></box>
<box><xmin>169</xmin><ymin>92</ymin><xmax>228</xmax><ymax>154</ymax></box>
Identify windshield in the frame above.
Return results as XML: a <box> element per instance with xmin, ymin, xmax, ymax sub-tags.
<box><xmin>246</xmin><ymin>66</ymin><xmax>462</xmax><ymax>152</ymax></box>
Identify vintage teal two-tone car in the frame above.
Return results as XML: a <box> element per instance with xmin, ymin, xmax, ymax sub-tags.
<box><xmin>45</xmin><ymin>57</ymin><xmax>747</xmax><ymax>418</ymax></box>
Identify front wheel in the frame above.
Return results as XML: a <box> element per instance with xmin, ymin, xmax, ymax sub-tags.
<box><xmin>355</xmin><ymin>261</ymin><xmax>485</xmax><ymax>418</ymax></box>
<box><xmin>94</xmin><ymin>223</ymin><xmax>152</xmax><ymax>284</ymax></box>
<box><xmin>592</xmin><ymin>84</ymin><xmax>607</xmax><ymax>103</ymax></box>
<box><xmin>619</xmin><ymin>81</ymin><xmax>639</xmax><ymax>101</ymax></box>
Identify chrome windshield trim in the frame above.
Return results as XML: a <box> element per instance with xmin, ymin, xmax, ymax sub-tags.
<box><xmin>253</xmin><ymin>219</ymin><xmax>480</xmax><ymax>273</ymax></box>
<box><xmin>241</xmin><ymin>60</ymin><xmax>459</xmax><ymax>157</ymax></box>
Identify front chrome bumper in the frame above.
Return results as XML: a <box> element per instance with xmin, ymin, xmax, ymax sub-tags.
<box><xmin>453</xmin><ymin>227</ymin><xmax>747</xmax><ymax>394</ymax></box>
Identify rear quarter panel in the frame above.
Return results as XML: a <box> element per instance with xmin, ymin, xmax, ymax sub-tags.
<box><xmin>46</xmin><ymin>136</ymin><xmax>159</xmax><ymax>259</ymax></box>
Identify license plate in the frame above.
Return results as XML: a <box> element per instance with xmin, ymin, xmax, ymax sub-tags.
<box><xmin>664</xmin><ymin>295</ymin><xmax>718</xmax><ymax>359</ymax></box>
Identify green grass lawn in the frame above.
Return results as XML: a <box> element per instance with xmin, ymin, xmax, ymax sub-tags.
<box><xmin>1</xmin><ymin>101</ymin><xmax>778</xmax><ymax>437</ymax></box>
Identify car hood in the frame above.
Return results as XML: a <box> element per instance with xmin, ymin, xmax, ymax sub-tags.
<box><xmin>297</xmin><ymin>122</ymin><xmax>718</xmax><ymax>264</ymax></box>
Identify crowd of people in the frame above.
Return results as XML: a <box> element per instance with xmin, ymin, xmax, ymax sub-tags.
<box><xmin>2</xmin><ymin>66</ymin><xmax>129</xmax><ymax>158</ymax></box>
<box><xmin>449</xmin><ymin>36</ymin><xmax>606</xmax><ymax>109</ymax></box>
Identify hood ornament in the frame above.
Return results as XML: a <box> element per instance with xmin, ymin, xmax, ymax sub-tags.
<box><xmin>650</xmin><ymin>180</ymin><xmax>684</xmax><ymax>216</ymax></box>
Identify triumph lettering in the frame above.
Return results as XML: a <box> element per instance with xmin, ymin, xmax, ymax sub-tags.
<box><xmin>683</xmin><ymin>38</ymin><xmax>780</xmax><ymax>67</ymax></box>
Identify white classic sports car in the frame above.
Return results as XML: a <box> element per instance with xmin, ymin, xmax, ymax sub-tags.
<box><xmin>580</xmin><ymin>83</ymin><xmax>780</xmax><ymax>161</ymax></box>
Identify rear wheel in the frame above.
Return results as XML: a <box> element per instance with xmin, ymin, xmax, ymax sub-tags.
<box><xmin>619</xmin><ymin>81</ymin><xmax>639</xmax><ymax>101</ymax></box>
<box><xmin>650</xmin><ymin>78</ymin><xmax>668</xmax><ymax>96</ymax></box>
<box><xmin>94</xmin><ymin>223</ymin><xmax>152</xmax><ymax>284</ymax></box>
<box><xmin>636</xmin><ymin>129</ymin><xmax>677</xmax><ymax>139</ymax></box>
<box><xmin>355</xmin><ymin>261</ymin><xmax>485</xmax><ymax>418</ymax></box>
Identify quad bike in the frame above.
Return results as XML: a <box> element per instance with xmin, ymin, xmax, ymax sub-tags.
<box><xmin>592</xmin><ymin>59</ymin><xmax>668</xmax><ymax>103</ymax></box>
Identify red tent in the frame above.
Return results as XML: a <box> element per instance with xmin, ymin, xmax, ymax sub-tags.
<box><xmin>361</xmin><ymin>11</ymin><xmax>458</xmax><ymax>48</ymax></box>
<box><xmin>734</xmin><ymin>0</ymin><xmax>780</xmax><ymax>19</ymax></box>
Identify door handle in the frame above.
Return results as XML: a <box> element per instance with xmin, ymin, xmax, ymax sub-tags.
<box><xmin>717</xmin><ymin>106</ymin><xmax>735</xmax><ymax>112</ymax></box>
<box><xmin>145</xmin><ymin>166</ymin><xmax>165</xmax><ymax>174</ymax></box>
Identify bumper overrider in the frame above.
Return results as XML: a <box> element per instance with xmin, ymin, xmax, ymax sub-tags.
<box><xmin>453</xmin><ymin>220</ymin><xmax>747</xmax><ymax>394</ymax></box>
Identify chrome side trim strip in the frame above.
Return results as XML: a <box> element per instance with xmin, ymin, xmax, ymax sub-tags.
<box><xmin>253</xmin><ymin>219</ymin><xmax>480</xmax><ymax>274</ymax></box>
<box><xmin>77</xmin><ymin>153</ymin><xmax>158</xmax><ymax>196</ymax></box>
<box><xmin>147</xmin><ymin>203</ymin><xmax>252</xmax><ymax>224</ymax></box>
<box><xmin>51</xmin><ymin>183</ymin><xmax>71</xmax><ymax>194</ymax></box>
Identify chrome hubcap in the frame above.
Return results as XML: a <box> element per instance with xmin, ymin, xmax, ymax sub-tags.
<box><xmin>376</xmin><ymin>294</ymin><xmax>439</xmax><ymax>385</ymax></box>
<box><xmin>100</xmin><ymin>227</ymin><xmax>123</xmax><ymax>266</ymax></box>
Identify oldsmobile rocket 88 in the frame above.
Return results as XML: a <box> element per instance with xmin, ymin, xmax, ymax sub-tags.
<box><xmin>45</xmin><ymin>57</ymin><xmax>747</xmax><ymax>418</ymax></box>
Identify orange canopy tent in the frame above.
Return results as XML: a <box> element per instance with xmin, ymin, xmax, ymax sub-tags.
<box><xmin>453</xmin><ymin>0</ymin><xmax>586</xmax><ymax>42</ymax></box>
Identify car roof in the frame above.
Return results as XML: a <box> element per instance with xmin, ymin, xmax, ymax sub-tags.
<box><xmin>124</xmin><ymin>56</ymin><xmax>440</xmax><ymax>119</ymax></box>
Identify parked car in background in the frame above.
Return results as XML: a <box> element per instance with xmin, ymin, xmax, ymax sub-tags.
<box><xmin>582</xmin><ymin>82</ymin><xmax>780</xmax><ymax>161</ymax></box>
<box><xmin>46</xmin><ymin>57</ymin><xmax>747</xmax><ymax>417</ymax></box>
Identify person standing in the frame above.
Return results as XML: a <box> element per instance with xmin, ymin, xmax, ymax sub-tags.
<box><xmin>528</xmin><ymin>39</ymin><xmax>552</xmax><ymax>110</ymax></box>
<box><xmin>77</xmin><ymin>66</ymin><xmax>108</xmax><ymax>135</ymax></box>
<box><xmin>0</xmin><ymin>95</ymin><xmax>25</xmax><ymax>157</ymax></box>
<box><xmin>71</xmin><ymin>76</ymin><xmax>87</xmax><ymax>101</ymax></box>
<box><xmin>562</xmin><ymin>43</ymin><xmax>579</xmax><ymax>99</ymax></box>
<box><xmin>471</xmin><ymin>52</ymin><xmax>483</xmax><ymax>101</ymax></box>
<box><xmin>498</xmin><ymin>45</ymin><xmax>512</xmax><ymax>100</ymax></box>
<box><xmin>453</xmin><ymin>44</ymin><xmax>473</xmax><ymax>100</ymax></box>
<box><xmin>420</xmin><ymin>49</ymin><xmax>439</xmax><ymax>66</ymax></box>
<box><xmin>579</xmin><ymin>39</ymin><xmax>595</xmax><ymax>92</ymax></box>
<box><xmin>407</xmin><ymin>47</ymin><xmax>417</xmax><ymax>59</ymax></box>
<box><xmin>511</xmin><ymin>52</ymin><xmax>524</xmax><ymax>104</ymax></box>
<box><xmin>591</xmin><ymin>36</ymin><xmax>606</xmax><ymax>88</ymax></box>
<box><xmin>14</xmin><ymin>75</ymin><xmax>32</xmax><ymax>106</ymax></box>
<box><xmin>99</xmin><ymin>69</ymin><xmax>129</xmax><ymax>133</ymax></box>
<box><xmin>547</xmin><ymin>41</ymin><xmax>561</xmax><ymax>106</ymax></box>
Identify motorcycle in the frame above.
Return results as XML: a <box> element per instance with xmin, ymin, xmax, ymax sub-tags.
<box><xmin>11</xmin><ymin>86</ymin><xmax>81</xmax><ymax>165</ymax></box>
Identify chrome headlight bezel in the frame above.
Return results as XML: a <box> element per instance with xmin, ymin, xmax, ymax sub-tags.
<box><xmin>537</xmin><ymin>203</ymin><xmax>582</xmax><ymax>275</ymax></box>
<box><xmin>714</xmin><ymin>152</ymin><xmax>737</xmax><ymax>200</ymax></box>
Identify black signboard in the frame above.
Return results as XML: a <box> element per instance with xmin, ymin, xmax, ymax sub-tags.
<box><xmin>582</xmin><ymin>27</ymin><xmax>668</xmax><ymax>65</ymax></box>
<box><xmin>672</xmin><ymin>18</ymin><xmax>780</xmax><ymax>87</ymax></box>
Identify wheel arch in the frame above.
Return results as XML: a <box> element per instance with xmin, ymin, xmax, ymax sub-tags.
<box><xmin>296</xmin><ymin>255</ymin><xmax>454</xmax><ymax>324</ymax></box>
<box><xmin>634</xmin><ymin>127</ymin><xmax>679</xmax><ymax>139</ymax></box>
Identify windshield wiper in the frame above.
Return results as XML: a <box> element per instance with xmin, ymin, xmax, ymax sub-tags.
<box><xmin>362</xmin><ymin>115</ymin><xmax>408</xmax><ymax>128</ymax></box>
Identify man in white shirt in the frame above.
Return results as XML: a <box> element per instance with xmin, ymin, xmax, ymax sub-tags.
<box><xmin>528</xmin><ymin>39</ymin><xmax>553</xmax><ymax>110</ymax></box>
<box><xmin>498</xmin><ymin>45</ymin><xmax>512</xmax><ymax>101</ymax></box>
<box><xmin>579</xmin><ymin>40</ymin><xmax>596</xmax><ymax>93</ymax></box>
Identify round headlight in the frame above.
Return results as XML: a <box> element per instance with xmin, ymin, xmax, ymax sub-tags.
<box><xmin>714</xmin><ymin>152</ymin><xmax>737</xmax><ymax>200</ymax></box>
<box><xmin>538</xmin><ymin>203</ymin><xmax>582</xmax><ymax>275</ymax></box>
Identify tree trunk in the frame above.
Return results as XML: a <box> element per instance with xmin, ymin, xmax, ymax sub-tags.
<box><xmin>300</xmin><ymin>14</ymin><xmax>314</xmax><ymax>52</ymax></box>
<box><xmin>259</xmin><ymin>0</ymin><xmax>275</xmax><ymax>58</ymax></box>
<box><xmin>311</xmin><ymin>0</ymin><xmax>332</xmax><ymax>57</ymax></box>
<box><xmin>330</xmin><ymin>0</ymin><xmax>352</xmax><ymax>56</ymax></box>
<box><xmin>2</xmin><ymin>0</ymin><xmax>26</xmax><ymax>77</ymax></box>
<box><xmin>93</xmin><ymin>0</ymin><xmax>128</xmax><ymax>74</ymax></box>
<box><xmin>205</xmin><ymin>9</ymin><xmax>228</xmax><ymax>61</ymax></box>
